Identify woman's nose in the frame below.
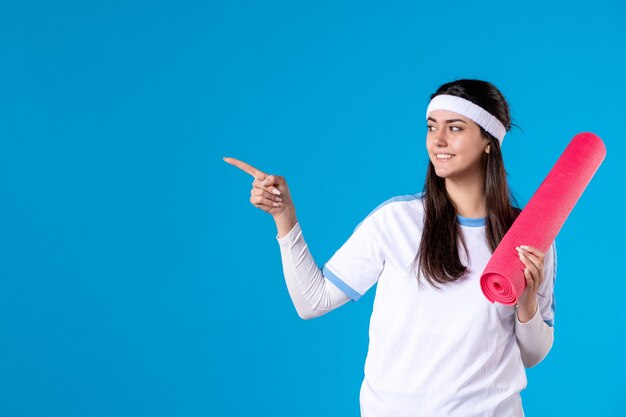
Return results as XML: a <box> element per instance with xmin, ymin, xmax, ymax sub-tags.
<box><xmin>432</xmin><ymin>130</ymin><xmax>447</xmax><ymax>146</ymax></box>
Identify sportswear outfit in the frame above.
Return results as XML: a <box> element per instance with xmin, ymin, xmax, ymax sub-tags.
<box><xmin>276</xmin><ymin>193</ymin><xmax>556</xmax><ymax>417</ymax></box>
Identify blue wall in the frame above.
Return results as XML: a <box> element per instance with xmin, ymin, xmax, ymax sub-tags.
<box><xmin>1</xmin><ymin>1</ymin><xmax>624</xmax><ymax>416</ymax></box>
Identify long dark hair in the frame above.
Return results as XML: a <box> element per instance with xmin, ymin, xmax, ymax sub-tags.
<box><xmin>410</xmin><ymin>79</ymin><xmax>521</xmax><ymax>288</ymax></box>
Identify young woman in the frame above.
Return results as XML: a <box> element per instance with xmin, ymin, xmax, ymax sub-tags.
<box><xmin>224</xmin><ymin>79</ymin><xmax>556</xmax><ymax>417</ymax></box>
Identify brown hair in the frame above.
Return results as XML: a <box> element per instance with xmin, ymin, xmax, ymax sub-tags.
<box><xmin>410</xmin><ymin>79</ymin><xmax>521</xmax><ymax>288</ymax></box>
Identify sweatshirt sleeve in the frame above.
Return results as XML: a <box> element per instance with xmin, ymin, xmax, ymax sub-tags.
<box><xmin>276</xmin><ymin>221</ymin><xmax>351</xmax><ymax>320</ymax></box>
<box><xmin>514</xmin><ymin>241</ymin><xmax>557</xmax><ymax>368</ymax></box>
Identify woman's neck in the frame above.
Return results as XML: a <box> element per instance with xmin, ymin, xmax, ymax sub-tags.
<box><xmin>445</xmin><ymin>176</ymin><xmax>486</xmax><ymax>218</ymax></box>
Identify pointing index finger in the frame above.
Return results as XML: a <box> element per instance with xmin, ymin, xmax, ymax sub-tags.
<box><xmin>223</xmin><ymin>157</ymin><xmax>266</xmax><ymax>179</ymax></box>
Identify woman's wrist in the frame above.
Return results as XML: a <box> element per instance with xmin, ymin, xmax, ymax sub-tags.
<box><xmin>516</xmin><ymin>297</ymin><xmax>538</xmax><ymax>323</ymax></box>
<box><xmin>274</xmin><ymin>206</ymin><xmax>298</xmax><ymax>239</ymax></box>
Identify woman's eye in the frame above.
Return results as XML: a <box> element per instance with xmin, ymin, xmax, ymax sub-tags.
<box><xmin>427</xmin><ymin>125</ymin><xmax>435</xmax><ymax>131</ymax></box>
<box><xmin>450</xmin><ymin>126</ymin><xmax>462</xmax><ymax>132</ymax></box>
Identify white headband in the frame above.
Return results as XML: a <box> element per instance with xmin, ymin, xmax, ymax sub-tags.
<box><xmin>426</xmin><ymin>94</ymin><xmax>507</xmax><ymax>144</ymax></box>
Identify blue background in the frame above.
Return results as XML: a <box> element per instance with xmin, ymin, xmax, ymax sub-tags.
<box><xmin>1</xmin><ymin>1</ymin><xmax>624</xmax><ymax>416</ymax></box>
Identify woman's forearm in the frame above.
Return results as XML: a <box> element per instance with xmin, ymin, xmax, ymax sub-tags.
<box><xmin>275</xmin><ymin>220</ymin><xmax>350</xmax><ymax>320</ymax></box>
<box><xmin>514</xmin><ymin>304</ymin><xmax>554</xmax><ymax>368</ymax></box>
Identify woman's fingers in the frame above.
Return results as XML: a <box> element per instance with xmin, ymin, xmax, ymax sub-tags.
<box><xmin>254</xmin><ymin>174</ymin><xmax>278</xmax><ymax>189</ymax></box>
<box><xmin>518</xmin><ymin>250</ymin><xmax>539</xmax><ymax>271</ymax></box>
<box><xmin>518</xmin><ymin>246</ymin><xmax>545</xmax><ymax>260</ymax></box>
<box><xmin>518</xmin><ymin>256</ymin><xmax>537</xmax><ymax>292</ymax></box>
<box><xmin>223</xmin><ymin>157</ymin><xmax>281</xmax><ymax>190</ymax></box>
<box><xmin>224</xmin><ymin>157</ymin><xmax>291</xmax><ymax>215</ymax></box>
<box><xmin>253</xmin><ymin>176</ymin><xmax>281</xmax><ymax>196</ymax></box>
<box><xmin>251</xmin><ymin>188</ymin><xmax>283</xmax><ymax>203</ymax></box>
<box><xmin>516</xmin><ymin>246</ymin><xmax>543</xmax><ymax>268</ymax></box>
<box><xmin>518</xmin><ymin>253</ymin><xmax>531</xmax><ymax>274</ymax></box>
<box><xmin>523</xmin><ymin>268</ymin><xmax>533</xmax><ymax>289</ymax></box>
<box><xmin>518</xmin><ymin>250</ymin><xmax>540</xmax><ymax>276</ymax></box>
<box><xmin>223</xmin><ymin>157</ymin><xmax>268</xmax><ymax>181</ymax></box>
<box><xmin>250</xmin><ymin>194</ymin><xmax>284</xmax><ymax>210</ymax></box>
<box><xmin>516</xmin><ymin>246</ymin><xmax>544</xmax><ymax>289</ymax></box>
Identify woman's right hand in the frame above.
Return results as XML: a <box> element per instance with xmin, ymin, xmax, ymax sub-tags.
<box><xmin>223</xmin><ymin>156</ymin><xmax>294</xmax><ymax>218</ymax></box>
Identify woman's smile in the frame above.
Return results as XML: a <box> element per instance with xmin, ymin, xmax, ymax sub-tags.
<box><xmin>435</xmin><ymin>153</ymin><xmax>455</xmax><ymax>161</ymax></box>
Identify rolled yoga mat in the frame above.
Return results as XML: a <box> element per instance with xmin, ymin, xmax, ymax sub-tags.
<box><xmin>480</xmin><ymin>132</ymin><xmax>606</xmax><ymax>305</ymax></box>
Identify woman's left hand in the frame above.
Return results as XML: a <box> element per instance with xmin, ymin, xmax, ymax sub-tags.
<box><xmin>515</xmin><ymin>245</ymin><xmax>545</xmax><ymax>323</ymax></box>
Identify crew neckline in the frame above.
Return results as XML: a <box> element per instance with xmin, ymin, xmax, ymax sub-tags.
<box><xmin>456</xmin><ymin>214</ymin><xmax>486</xmax><ymax>227</ymax></box>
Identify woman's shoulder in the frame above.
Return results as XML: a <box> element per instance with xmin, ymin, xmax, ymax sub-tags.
<box><xmin>352</xmin><ymin>192</ymin><xmax>424</xmax><ymax>234</ymax></box>
<box><xmin>378</xmin><ymin>192</ymin><xmax>424</xmax><ymax>207</ymax></box>
<box><xmin>362</xmin><ymin>192</ymin><xmax>424</xmax><ymax>220</ymax></box>
<box><xmin>374</xmin><ymin>192</ymin><xmax>424</xmax><ymax>211</ymax></box>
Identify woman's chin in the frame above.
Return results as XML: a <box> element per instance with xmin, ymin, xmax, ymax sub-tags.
<box><xmin>433</xmin><ymin>168</ymin><xmax>451</xmax><ymax>178</ymax></box>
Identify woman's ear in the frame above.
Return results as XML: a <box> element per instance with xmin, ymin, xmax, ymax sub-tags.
<box><xmin>485</xmin><ymin>145</ymin><xmax>491</xmax><ymax>154</ymax></box>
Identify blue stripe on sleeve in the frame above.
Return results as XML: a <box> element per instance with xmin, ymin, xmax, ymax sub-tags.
<box><xmin>322</xmin><ymin>266</ymin><xmax>363</xmax><ymax>302</ymax></box>
<box><xmin>551</xmin><ymin>242</ymin><xmax>557</xmax><ymax>318</ymax></box>
<box><xmin>547</xmin><ymin>241</ymin><xmax>557</xmax><ymax>328</ymax></box>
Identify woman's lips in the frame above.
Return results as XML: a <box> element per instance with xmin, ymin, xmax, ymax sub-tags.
<box><xmin>435</xmin><ymin>154</ymin><xmax>455</xmax><ymax>162</ymax></box>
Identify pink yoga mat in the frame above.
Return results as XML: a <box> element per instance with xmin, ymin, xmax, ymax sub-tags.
<box><xmin>480</xmin><ymin>132</ymin><xmax>606</xmax><ymax>305</ymax></box>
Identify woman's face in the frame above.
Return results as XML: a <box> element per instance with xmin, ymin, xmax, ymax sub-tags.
<box><xmin>426</xmin><ymin>110</ymin><xmax>491</xmax><ymax>181</ymax></box>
